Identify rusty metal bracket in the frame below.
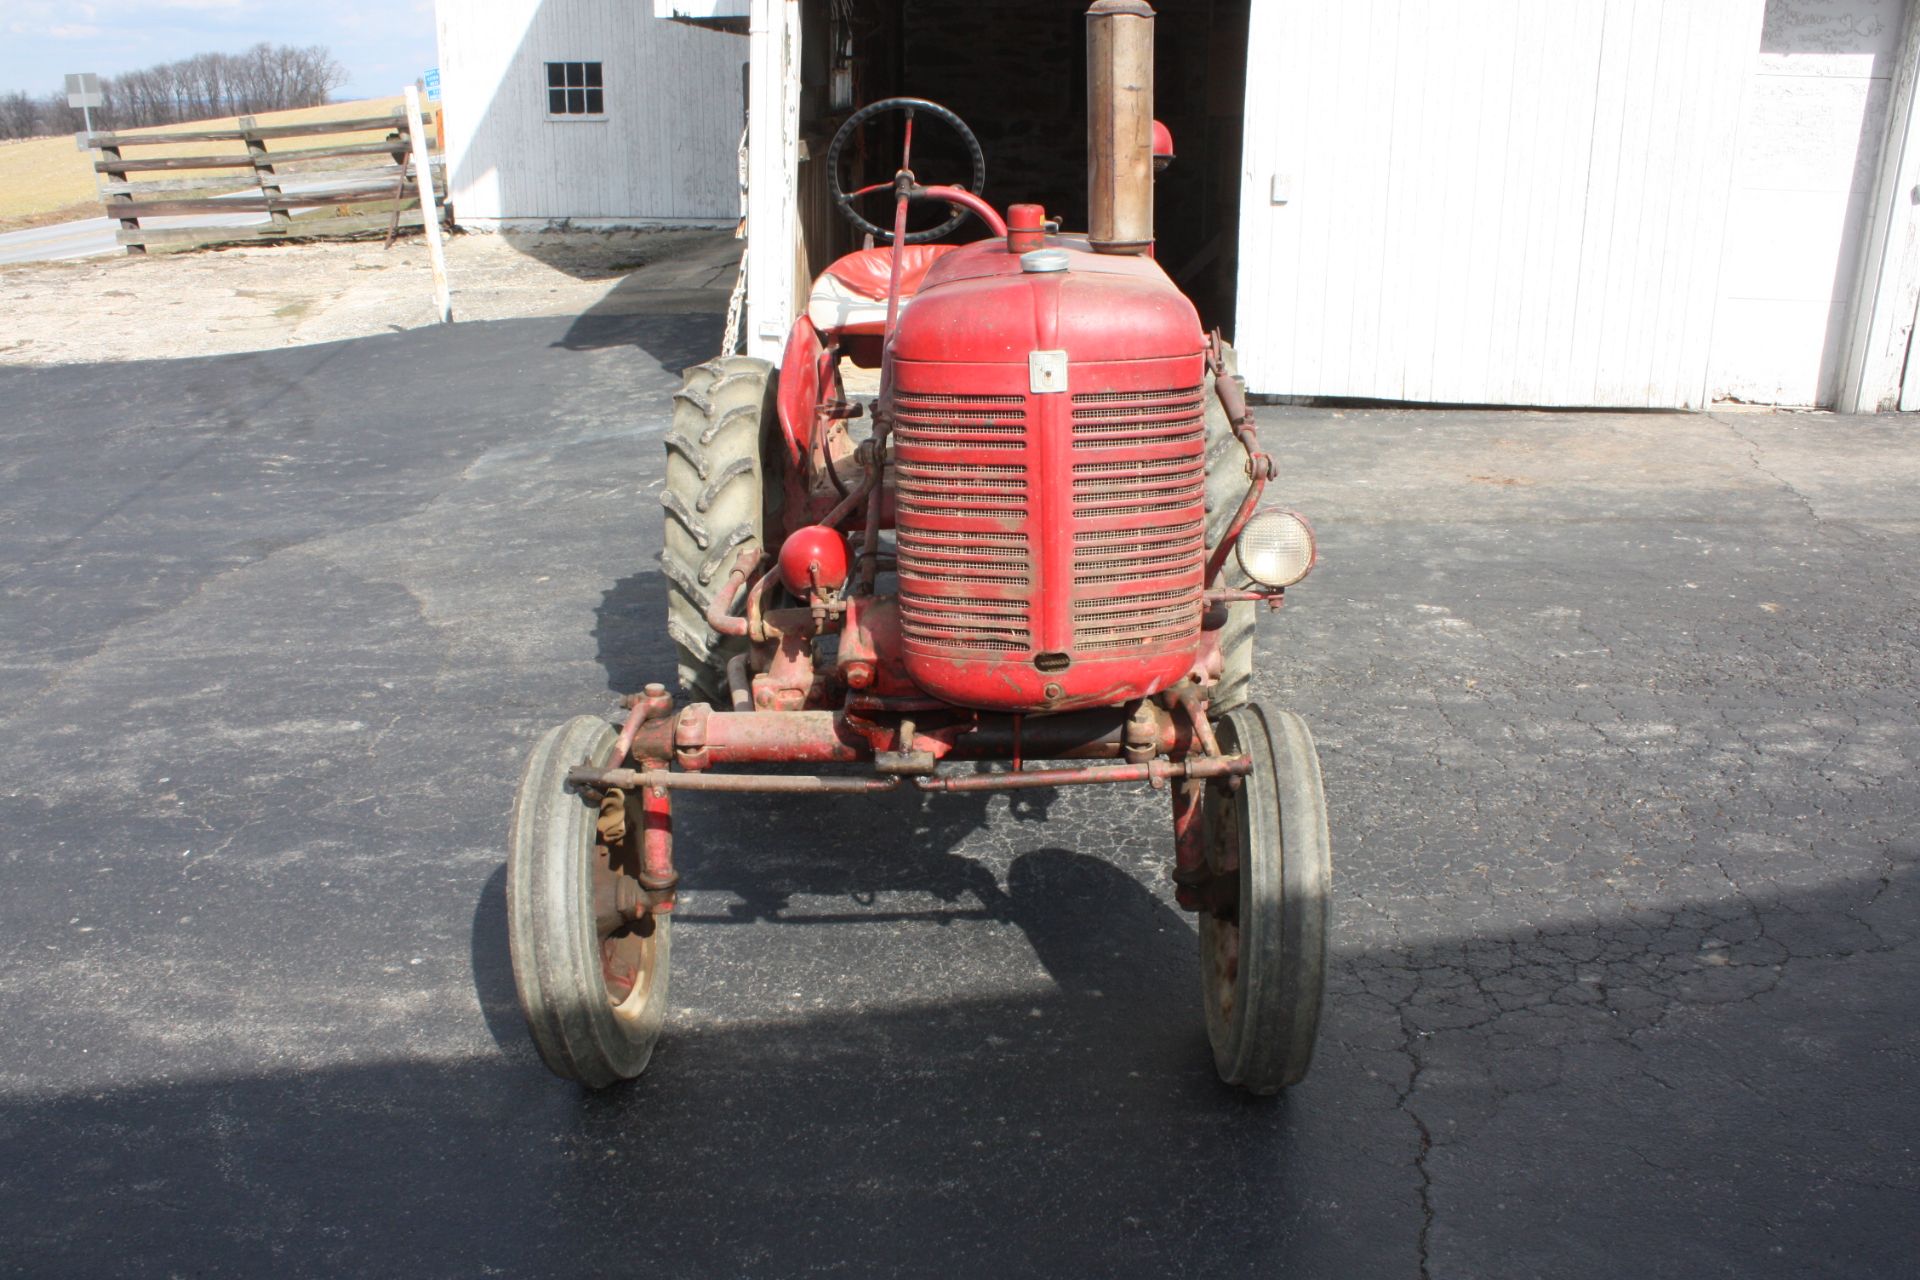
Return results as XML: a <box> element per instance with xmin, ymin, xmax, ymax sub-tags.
<box><xmin>674</xmin><ymin>702</ymin><xmax>713</xmax><ymax>771</ymax></box>
<box><xmin>1204</xmin><ymin>330</ymin><xmax>1276</xmax><ymax>587</ymax></box>
<box><xmin>1167</xmin><ymin>684</ymin><xmax>1224</xmax><ymax>760</ymax></box>
<box><xmin>1122</xmin><ymin>700</ymin><xmax>1162</xmax><ymax>763</ymax></box>
<box><xmin>566</xmin><ymin>754</ymin><xmax>1252</xmax><ymax>799</ymax></box>
<box><xmin>914</xmin><ymin>755</ymin><xmax>1251</xmax><ymax>793</ymax></box>
<box><xmin>873</xmin><ymin>717</ymin><xmax>937</xmax><ymax>775</ymax></box>
<box><xmin>569</xmin><ymin>765</ymin><xmax>903</xmax><ymax>795</ymax></box>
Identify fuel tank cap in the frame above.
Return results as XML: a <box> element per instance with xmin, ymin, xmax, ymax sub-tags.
<box><xmin>1020</xmin><ymin>249</ymin><xmax>1070</xmax><ymax>274</ymax></box>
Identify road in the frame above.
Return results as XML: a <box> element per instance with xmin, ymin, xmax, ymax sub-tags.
<box><xmin>0</xmin><ymin>177</ymin><xmax>414</xmax><ymax>266</ymax></box>
<box><xmin>0</xmin><ymin>301</ymin><xmax>1914</xmax><ymax>1277</ymax></box>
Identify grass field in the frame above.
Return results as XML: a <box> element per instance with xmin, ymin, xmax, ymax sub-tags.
<box><xmin>0</xmin><ymin>95</ymin><xmax>409</xmax><ymax>234</ymax></box>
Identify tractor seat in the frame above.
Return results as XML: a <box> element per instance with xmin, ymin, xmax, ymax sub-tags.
<box><xmin>807</xmin><ymin>244</ymin><xmax>959</xmax><ymax>336</ymax></box>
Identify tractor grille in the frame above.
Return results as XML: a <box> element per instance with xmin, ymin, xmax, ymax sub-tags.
<box><xmin>1071</xmin><ymin>386</ymin><xmax>1207</xmax><ymax>445</ymax></box>
<box><xmin>892</xmin><ymin>377</ymin><xmax>1208</xmax><ymax>666</ymax></box>
<box><xmin>1071</xmin><ymin>524</ymin><xmax>1208</xmax><ymax>584</ymax></box>
<box><xmin>894</xmin><ymin>392</ymin><xmax>1027</xmax><ymax>451</ymax></box>
<box><xmin>1067</xmin><ymin>385</ymin><xmax>1208</xmax><ymax>651</ymax></box>
<box><xmin>1071</xmin><ymin>455</ymin><xmax>1208</xmax><ymax>517</ymax></box>
<box><xmin>894</xmin><ymin>391</ymin><xmax>1035</xmax><ymax>652</ymax></box>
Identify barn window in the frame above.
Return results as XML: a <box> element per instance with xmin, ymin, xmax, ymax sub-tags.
<box><xmin>545</xmin><ymin>62</ymin><xmax>605</xmax><ymax>118</ymax></box>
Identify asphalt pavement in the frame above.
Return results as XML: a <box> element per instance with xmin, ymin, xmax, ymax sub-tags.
<box><xmin>0</xmin><ymin>301</ymin><xmax>1915</xmax><ymax>1278</ymax></box>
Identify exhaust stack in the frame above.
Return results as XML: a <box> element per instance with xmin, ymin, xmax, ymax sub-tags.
<box><xmin>1086</xmin><ymin>0</ymin><xmax>1155</xmax><ymax>255</ymax></box>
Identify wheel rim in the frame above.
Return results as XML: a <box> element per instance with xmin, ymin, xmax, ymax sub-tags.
<box><xmin>593</xmin><ymin>835</ymin><xmax>661</xmax><ymax>1018</ymax></box>
<box><xmin>1200</xmin><ymin>716</ymin><xmax>1250</xmax><ymax>1048</ymax></box>
<box><xmin>602</xmin><ymin>923</ymin><xmax>660</xmax><ymax>1024</ymax></box>
<box><xmin>588</xmin><ymin>793</ymin><xmax>664</xmax><ymax>1021</ymax></box>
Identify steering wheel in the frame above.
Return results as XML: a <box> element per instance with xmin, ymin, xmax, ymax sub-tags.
<box><xmin>827</xmin><ymin>97</ymin><xmax>988</xmax><ymax>245</ymax></box>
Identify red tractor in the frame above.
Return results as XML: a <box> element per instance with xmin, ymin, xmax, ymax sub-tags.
<box><xmin>507</xmin><ymin>0</ymin><xmax>1329</xmax><ymax>1095</ymax></box>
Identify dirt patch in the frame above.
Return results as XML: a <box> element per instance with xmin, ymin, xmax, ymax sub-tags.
<box><xmin>0</xmin><ymin>228</ymin><xmax>742</xmax><ymax>366</ymax></box>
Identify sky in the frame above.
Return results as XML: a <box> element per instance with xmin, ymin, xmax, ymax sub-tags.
<box><xmin>3</xmin><ymin>0</ymin><xmax>440</xmax><ymax>101</ymax></box>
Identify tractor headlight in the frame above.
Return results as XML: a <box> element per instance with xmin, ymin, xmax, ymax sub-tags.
<box><xmin>1236</xmin><ymin>509</ymin><xmax>1316</xmax><ymax>588</ymax></box>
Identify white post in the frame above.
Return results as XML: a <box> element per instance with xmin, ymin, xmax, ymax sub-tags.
<box><xmin>744</xmin><ymin>0</ymin><xmax>800</xmax><ymax>361</ymax></box>
<box><xmin>405</xmin><ymin>85</ymin><xmax>453</xmax><ymax>325</ymax></box>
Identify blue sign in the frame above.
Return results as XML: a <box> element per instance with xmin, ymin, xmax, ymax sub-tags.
<box><xmin>424</xmin><ymin>67</ymin><xmax>442</xmax><ymax>102</ymax></box>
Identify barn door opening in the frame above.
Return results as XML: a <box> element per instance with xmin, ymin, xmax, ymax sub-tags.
<box><xmin>878</xmin><ymin>0</ymin><xmax>1249</xmax><ymax>332</ymax></box>
<box><xmin>760</xmin><ymin>0</ymin><xmax>1250</xmax><ymax>346</ymax></box>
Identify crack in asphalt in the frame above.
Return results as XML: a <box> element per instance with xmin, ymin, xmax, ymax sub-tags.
<box><xmin>1395</xmin><ymin>1004</ymin><xmax>1438</xmax><ymax>1280</ymax></box>
<box><xmin>1710</xmin><ymin>411</ymin><xmax>1824</xmax><ymax>525</ymax></box>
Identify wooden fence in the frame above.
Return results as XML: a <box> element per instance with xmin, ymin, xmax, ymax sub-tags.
<box><xmin>85</xmin><ymin>108</ymin><xmax>448</xmax><ymax>255</ymax></box>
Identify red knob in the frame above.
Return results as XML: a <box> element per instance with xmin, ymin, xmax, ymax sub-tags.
<box><xmin>777</xmin><ymin>525</ymin><xmax>851</xmax><ymax>597</ymax></box>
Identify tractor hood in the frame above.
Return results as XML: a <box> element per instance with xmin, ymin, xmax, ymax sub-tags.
<box><xmin>890</xmin><ymin>236</ymin><xmax>1203</xmax><ymax>365</ymax></box>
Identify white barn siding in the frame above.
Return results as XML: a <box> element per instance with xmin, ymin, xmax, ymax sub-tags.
<box><xmin>1235</xmin><ymin>0</ymin><xmax>1765</xmax><ymax>408</ymax></box>
<box><xmin>1712</xmin><ymin>0</ymin><xmax>1908</xmax><ymax>407</ymax></box>
<box><xmin>436</xmin><ymin>0</ymin><xmax>744</xmax><ymax>226</ymax></box>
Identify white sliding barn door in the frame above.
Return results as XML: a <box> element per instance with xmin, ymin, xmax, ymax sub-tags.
<box><xmin>1235</xmin><ymin>0</ymin><xmax>1766</xmax><ymax>408</ymax></box>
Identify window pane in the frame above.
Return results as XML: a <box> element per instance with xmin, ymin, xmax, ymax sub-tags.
<box><xmin>585</xmin><ymin>89</ymin><xmax>603</xmax><ymax>114</ymax></box>
<box><xmin>584</xmin><ymin>63</ymin><xmax>602</xmax><ymax>88</ymax></box>
<box><xmin>546</xmin><ymin>63</ymin><xmax>564</xmax><ymax>88</ymax></box>
<box><xmin>566</xmin><ymin>62</ymin><xmax>584</xmax><ymax>87</ymax></box>
<box><xmin>568</xmin><ymin>88</ymin><xmax>585</xmax><ymax>113</ymax></box>
<box><xmin>549</xmin><ymin>88</ymin><xmax>567</xmax><ymax>114</ymax></box>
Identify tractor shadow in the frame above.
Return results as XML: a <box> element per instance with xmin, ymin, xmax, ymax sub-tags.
<box><xmin>592</xmin><ymin>570</ymin><xmax>680</xmax><ymax>696</ymax></box>
<box><xmin>13</xmin><ymin>868</ymin><xmax>1916</xmax><ymax>1276</ymax></box>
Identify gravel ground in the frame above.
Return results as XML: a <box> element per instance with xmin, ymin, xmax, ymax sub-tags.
<box><xmin>0</xmin><ymin>227</ymin><xmax>740</xmax><ymax>365</ymax></box>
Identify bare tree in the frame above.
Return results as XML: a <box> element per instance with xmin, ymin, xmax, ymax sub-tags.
<box><xmin>0</xmin><ymin>43</ymin><xmax>350</xmax><ymax>138</ymax></box>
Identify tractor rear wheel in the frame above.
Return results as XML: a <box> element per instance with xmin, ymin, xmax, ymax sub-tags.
<box><xmin>1203</xmin><ymin>342</ymin><xmax>1256</xmax><ymax>712</ymax></box>
<box><xmin>1198</xmin><ymin>704</ymin><xmax>1330</xmax><ymax>1094</ymax></box>
<box><xmin>663</xmin><ymin>356</ymin><xmax>781</xmax><ymax>705</ymax></box>
<box><xmin>507</xmin><ymin>715</ymin><xmax>672</xmax><ymax>1088</ymax></box>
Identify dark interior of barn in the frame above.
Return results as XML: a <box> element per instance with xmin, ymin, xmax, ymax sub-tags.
<box><xmin>795</xmin><ymin>0</ymin><xmax>1250</xmax><ymax>335</ymax></box>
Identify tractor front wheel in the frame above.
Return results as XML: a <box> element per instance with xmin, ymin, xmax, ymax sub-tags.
<box><xmin>507</xmin><ymin>715</ymin><xmax>671</xmax><ymax>1087</ymax></box>
<box><xmin>1198</xmin><ymin>704</ymin><xmax>1331</xmax><ymax>1093</ymax></box>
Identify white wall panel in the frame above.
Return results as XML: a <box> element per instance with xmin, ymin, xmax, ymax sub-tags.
<box><xmin>1236</xmin><ymin>0</ymin><xmax>1765</xmax><ymax>408</ymax></box>
<box><xmin>1713</xmin><ymin>0</ymin><xmax>1906</xmax><ymax>407</ymax></box>
<box><xmin>437</xmin><ymin>0</ymin><xmax>744</xmax><ymax>225</ymax></box>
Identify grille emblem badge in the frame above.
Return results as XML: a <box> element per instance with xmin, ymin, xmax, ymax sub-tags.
<box><xmin>1029</xmin><ymin>350</ymin><xmax>1069</xmax><ymax>394</ymax></box>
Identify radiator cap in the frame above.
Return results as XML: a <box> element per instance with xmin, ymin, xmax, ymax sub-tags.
<box><xmin>1020</xmin><ymin>249</ymin><xmax>1070</xmax><ymax>273</ymax></box>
